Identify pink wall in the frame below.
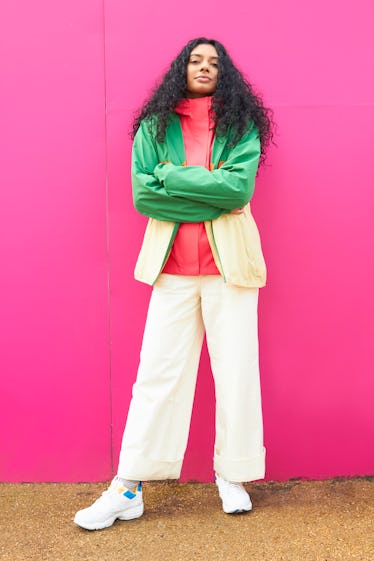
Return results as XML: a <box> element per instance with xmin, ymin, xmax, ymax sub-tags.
<box><xmin>1</xmin><ymin>1</ymin><xmax>112</xmax><ymax>481</ymax></box>
<box><xmin>1</xmin><ymin>0</ymin><xmax>373</xmax><ymax>482</ymax></box>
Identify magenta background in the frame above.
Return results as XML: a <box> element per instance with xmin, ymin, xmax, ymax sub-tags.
<box><xmin>1</xmin><ymin>0</ymin><xmax>373</xmax><ymax>482</ymax></box>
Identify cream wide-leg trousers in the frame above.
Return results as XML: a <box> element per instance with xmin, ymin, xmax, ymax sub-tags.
<box><xmin>117</xmin><ymin>274</ymin><xmax>266</xmax><ymax>482</ymax></box>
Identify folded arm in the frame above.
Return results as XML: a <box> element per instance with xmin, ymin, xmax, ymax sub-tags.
<box><xmin>154</xmin><ymin>126</ymin><xmax>261</xmax><ymax>210</ymax></box>
<box><xmin>132</xmin><ymin>120</ymin><xmax>226</xmax><ymax>222</ymax></box>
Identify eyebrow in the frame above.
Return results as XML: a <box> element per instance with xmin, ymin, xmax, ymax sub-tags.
<box><xmin>189</xmin><ymin>53</ymin><xmax>219</xmax><ymax>60</ymax></box>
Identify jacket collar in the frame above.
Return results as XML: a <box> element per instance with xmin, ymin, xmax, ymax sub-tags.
<box><xmin>166</xmin><ymin>113</ymin><xmax>227</xmax><ymax>167</ymax></box>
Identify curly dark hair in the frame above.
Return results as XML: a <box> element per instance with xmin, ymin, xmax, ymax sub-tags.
<box><xmin>132</xmin><ymin>37</ymin><xmax>275</xmax><ymax>167</ymax></box>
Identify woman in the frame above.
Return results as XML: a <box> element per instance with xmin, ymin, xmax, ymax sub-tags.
<box><xmin>74</xmin><ymin>37</ymin><xmax>274</xmax><ymax>530</ymax></box>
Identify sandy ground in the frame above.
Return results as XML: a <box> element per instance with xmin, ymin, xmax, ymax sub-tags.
<box><xmin>0</xmin><ymin>477</ymin><xmax>373</xmax><ymax>561</ymax></box>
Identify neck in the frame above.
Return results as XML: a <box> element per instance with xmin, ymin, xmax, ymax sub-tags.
<box><xmin>185</xmin><ymin>93</ymin><xmax>213</xmax><ymax>99</ymax></box>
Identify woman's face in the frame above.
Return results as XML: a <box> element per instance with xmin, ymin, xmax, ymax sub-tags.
<box><xmin>186</xmin><ymin>43</ymin><xmax>219</xmax><ymax>98</ymax></box>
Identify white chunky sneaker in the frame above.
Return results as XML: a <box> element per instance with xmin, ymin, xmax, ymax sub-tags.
<box><xmin>74</xmin><ymin>478</ymin><xmax>144</xmax><ymax>530</ymax></box>
<box><xmin>215</xmin><ymin>475</ymin><xmax>253</xmax><ymax>514</ymax></box>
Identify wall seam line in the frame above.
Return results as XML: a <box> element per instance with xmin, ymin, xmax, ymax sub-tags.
<box><xmin>102</xmin><ymin>0</ymin><xmax>114</xmax><ymax>480</ymax></box>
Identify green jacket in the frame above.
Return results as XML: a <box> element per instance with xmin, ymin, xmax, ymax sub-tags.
<box><xmin>132</xmin><ymin>114</ymin><xmax>267</xmax><ymax>288</ymax></box>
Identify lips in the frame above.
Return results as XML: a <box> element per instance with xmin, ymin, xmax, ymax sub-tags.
<box><xmin>195</xmin><ymin>76</ymin><xmax>211</xmax><ymax>82</ymax></box>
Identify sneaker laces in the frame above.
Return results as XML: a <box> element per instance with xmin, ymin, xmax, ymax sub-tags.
<box><xmin>216</xmin><ymin>476</ymin><xmax>247</xmax><ymax>497</ymax></box>
<box><xmin>223</xmin><ymin>480</ymin><xmax>246</xmax><ymax>496</ymax></box>
<box><xmin>91</xmin><ymin>477</ymin><xmax>129</xmax><ymax>509</ymax></box>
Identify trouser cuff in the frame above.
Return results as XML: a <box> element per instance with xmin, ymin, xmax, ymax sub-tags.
<box><xmin>117</xmin><ymin>454</ymin><xmax>183</xmax><ymax>481</ymax></box>
<box><xmin>214</xmin><ymin>447</ymin><xmax>266</xmax><ymax>482</ymax></box>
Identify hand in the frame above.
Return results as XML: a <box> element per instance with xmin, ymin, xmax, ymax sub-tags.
<box><xmin>230</xmin><ymin>207</ymin><xmax>245</xmax><ymax>215</ymax></box>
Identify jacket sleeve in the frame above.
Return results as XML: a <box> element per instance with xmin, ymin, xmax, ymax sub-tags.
<box><xmin>154</xmin><ymin>126</ymin><xmax>261</xmax><ymax>210</ymax></box>
<box><xmin>132</xmin><ymin>120</ymin><xmax>226</xmax><ymax>222</ymax></box>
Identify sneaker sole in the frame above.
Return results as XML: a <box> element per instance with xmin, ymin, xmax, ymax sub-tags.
<box><xmin>225</xmin><ymin>507</ymin><xmax>252</xmax><ymax>514</ymax></box>
<box><xmin>74</xmin><ymin>503</ymin><xmax>144</xmax><ymax>530</ymax></box>
<box><xmin>223</xmin><ymin>503</ymin><xmax>253</xmax><ymax>514</ymax></box>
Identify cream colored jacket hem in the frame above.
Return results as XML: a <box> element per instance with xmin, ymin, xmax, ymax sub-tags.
<box><xmin>134</xmin><ymin>204</ymin><xmax>266</xmax><ymax>288</ymax></box>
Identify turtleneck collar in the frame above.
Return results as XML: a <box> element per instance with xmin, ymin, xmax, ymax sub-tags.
<box><xmin>174</xmin><ymin>96</ymin><xmax>213</xmax><ymax>117</ymax></box>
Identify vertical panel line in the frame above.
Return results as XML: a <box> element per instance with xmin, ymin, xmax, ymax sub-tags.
<box><xmin>102</xmin><ymin>0</ymin><xmax>114</xmax><ymax>479</ymax></box>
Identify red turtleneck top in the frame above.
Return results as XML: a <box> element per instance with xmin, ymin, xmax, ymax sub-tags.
<box><xmin>162</xmin><ymin>96</ymin><xmax>220</xmax><ymax>275</ymax></box>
